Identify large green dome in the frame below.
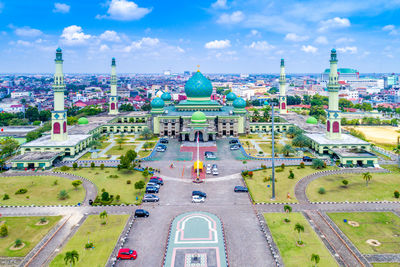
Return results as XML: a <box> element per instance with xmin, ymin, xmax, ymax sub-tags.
<box><xmin>226</xmin><ymin>92</ymin><xmax>237</xmax><ymax>101</ymax></box>
<box><xmin>151</xmin><ymin>97</ymin><xmax>165</xmax><ymax>108</ymax></box>
<box><xmin>78</xmin><ymin>117</ymin><xmax>89</xmax><ymax>124</ymax></box>
<box><xmin>191</xmin><ymin>111</ymin><xmax>207</xmax><ymax>124</ymax></box>
<box><xmin>161</xmin><ymin>92</ymin><xmax>171</xmax><ymax>101</ymax></box>
<box><xmin>233</xmin><ymin>97</ymin><xmax>246</xmax><ymax>108</ymax></box>
<box><xmin>306</xmin><ymin>116</ymin><xmax>318</xmax><ymax>124</ymax></box>
<box><xmin>185</xmin><ymin>71</ymin><xmax>213</xmax><ymax>99</ymax></box>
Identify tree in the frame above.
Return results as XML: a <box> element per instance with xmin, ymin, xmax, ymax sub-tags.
<box><xmin>67</xmin><ymin>116</ymin><xmax>78</xmax><ymax>126</ymax></box>
<box><xmin>72</xmin><ymin>162</ymin><xmax>78</xmax><ymax>169</ymax></box>
<box><xmin>309</xmin><ymin>105</ymin><xmax>326</xmax><ymax>118</ymax></box>
<box><xmin>286</xmin><ymin>127</ymin><xmax>302</xmax><ymax>138</ymax></box>
<box><xmin>288</xmin><ymin>170</ymin><xmax>295</xmax><ymax>179</ymax></box>
<box><xmin>14</xmin><ymin>238</ymin><xmax>23</xmax><ymax>247</ymax></box>
<box><xmin>71</xmin><ymin>180</ymin><xmax>82</xmax><ymax>190</ymax></box>
<box><xmin>26</xmin><ymin>130</ymin><xmax>42</xmax><ymax>142</ymax></box>
<box><xmin>58</xmin><ymin>190</ymin><xmax>69</xmax><ymax>200</ymax></box>
<box><xmin>294</xmin><ymin>223</ymin><xmax>305</xmax><ymax>244</ymax></box>
<box><xmin>342</xmin><ymin>180</ymin><xmax>349</xmax><ymax>187</ymax></box>
<box><xmin>143</xmin><ymin>142</ymin><xmax>150</xmax><ymax>151</ymax></box>
<box><xmin>139</xmin><ymin>127</ymin><xmax>153</xmax><ymax>140</ymax></box>
<box><xmin>101</xmin><ymin>191</ymin><xmax>110</xmax><ymax>201</ymax></box>
<box><xmin>116</xmin><ymin>135</ymin><xmax>125</xmax><ymax>150</ymax></box>
<box><xmin>0</xmin><ymin>224</ymin><xmax>8</xmax><ymax>237</ymax></box>
<box><xmin>39</xmin><ymin>110</ymin><xmax>51</xmax><ymax>122</ymax></box>
<box><xmin>312</xmin><ymin>159</ymin><xmax>325</xmax><ymax>169</ymax></box>
<box><xmin>64</xmin><ymin>250</ymin><xmax>79</xmax><ymax>266</ymax></box>
<box><xmin>90</xmin><ymin>140</ymin><xmax>101</xmax><ymax>149</ymax></box>
<box><xmin>99</xmin><ymin>210</ymin><xmax>108</xmax><ymax>220</ymax></box>
<box><xmin>135</xmin><ymin>180</ymin><xmax>145</xmax><ymax>193</ymax></box>
<box><xmin>0</xmin><ymin>137</ymin><xmax>19</xmax><ymax>157</ymax></box>
<box><xmin>311</xmin><ymin>254</ymin><xmax>320</xmax><ymax>267</ymax></box>
<box><xmin>281</xmin><ymin>144</ymin><xmax>295</xmax><ymax>157</ymax></box>
<box><xmin>142</xmin><ymin>169</ymin><xmax>150</xmax><ymax>179</ymax></box>
<box><xmin>100</xmin><ymin>163</ymin><xmax>104</xmax><ymax>170</ymax></box>
<box><xmin>283</xmin><ymin>205</ymin><xmax>292</xmax><ymax>213</ymax></box>
<box><xmin>362</xmin><ymin>172</ymin><xmax>372</xmax><ymax>186</ymax></box>
<box><xmin>292</xmin><ymin>134</ymin><xmax>311</xmax><ymax>148</ymax></box>
<box><xmin>25</xmin><ymin>106</ymin><xmax>40</xmax><ymax>122</ymax></box>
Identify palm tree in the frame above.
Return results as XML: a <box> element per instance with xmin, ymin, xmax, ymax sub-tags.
<box><xmin>116</xmin><ymin>136</ymin><xmax>124</xmax><ymax>150</ymax></box>
<box><xmin>311</xmin><ymin>253</ymin><xmax>320</xmax><ymax>267</ymax></box>
<box><xmin>283</xmin><ymin>205</ymin><xmax>292</xmax><ymax>213</ymax></box>
<box><xmin>362</xmin><ymin>172</ymin><xmax>372</xmax><ymax>187</ymax></box>
<box><xmin>64</xmin><ymin>250</ymin><xmax>79</xmax><ymax>266</ymax></box>
<box><xmin>294</xmin><ymin>223</ymin><xmax>305</xmax><ymax>244</ymax></box>
<box><xmin>99</xmin><ymin>210</ymin><xmax>108</xmax><ymax>220</ymax></box>
<box><xmin>281</xmin><ymin>144</ymin><xmax>295</xmax><ymax>157</ymax></box>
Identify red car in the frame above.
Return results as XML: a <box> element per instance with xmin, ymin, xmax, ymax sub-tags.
<box><xmin>117</xmin><ymin>248</ymin><xmax>137</xmax><ymax>260</ymax></box>
<box><xmin>150</xmin><ymin>176</ymin><xmax>163</xmax><ymax>182</ymax></box>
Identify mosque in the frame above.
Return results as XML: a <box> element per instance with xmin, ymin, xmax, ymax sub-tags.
<box><xmin>10</xmin><ymin>48</ymin><xmax>377</xmax><ymax>169</ymax></box>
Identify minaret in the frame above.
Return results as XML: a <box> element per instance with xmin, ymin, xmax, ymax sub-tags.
<box><xmin>108</xmin><ymin>57</ymin><xmax>119</xmax><ymax>115</ymax></box>
<box><xmin>279</xmin><ymin>59</ymin><xmax>287</xmax><ymax>114</ymax></box>
<box><xmin>326</xmin><ymin>49</ymin><xmax>341</xmax><ymax>139</ymax></box>
<box><xmin>51</xmin><ymin>48</ymin><xmax>68</xmax><ymax>141</ymax></box>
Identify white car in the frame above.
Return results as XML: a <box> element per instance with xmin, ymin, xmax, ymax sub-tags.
<box><xmin>192</xmin><ymin>195</ymin><xmax>205</xmax><ymax>203</ymax></box>
<box><xmin>147</xmin><ymin>182</ymin><xmax>160</xmax><ymax>189</ymax></box>
<box><xmin>212</xmin><ymin>169</ymin><xmax>219</xmax><ymax>175</ymax></box>
<box><xmin>206</xmin><ymin>164</ymin><xmax>212</xmax><ymax>174</ymax></box>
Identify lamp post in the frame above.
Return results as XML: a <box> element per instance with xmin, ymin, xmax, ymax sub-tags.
<box><xmin>270</xmin><ymin>101</ymin><xmax>276</xmax><ymax>200</ymax></box>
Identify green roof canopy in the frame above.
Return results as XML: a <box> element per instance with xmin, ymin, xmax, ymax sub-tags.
<box><xmin>306</xmin><ymin>116</ymin><xmax>318</xmax><ymax>124</ymax></box>
<box><xmin>78</xmin><ymin>117</ymin><xmax>89</xmax><ymax>124</ymax></box>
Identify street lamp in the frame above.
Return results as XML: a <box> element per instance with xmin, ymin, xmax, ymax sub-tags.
<box><xmin>265</xmin><ymin>100</ymin><xmax>276</xmax><ymax>200</ymax></box>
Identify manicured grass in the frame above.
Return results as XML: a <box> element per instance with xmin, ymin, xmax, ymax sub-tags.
<box><xmin>137</xmin><ymin>135</ymin><xmax>159</xmax><ymax>141</ymax></box>
<box><xmin>244</xmin><ymin>166</ymin><xmax>336</xmax><ymax>203</ymax></box>
<box><xmin>50</xmin><ymin>215</ymin><xmax>129</xmax><ymax>267</ymax></box>
<box><xmin>61</xmin><ymin>168</ymin><xmax>146</xmax><ymax>204</ymax></box>
<box><xmin>258</xmin><ymin>142</ymin><xmax>284</xmax><ymax>156</ymax></box>
<box><xmin>0</xmin><ymin>216</ymin><xmax>62</xmax><ymax>257</ymax></box>
<box><xmin>306</xmin><ymin>171</ymin><xmax>400</xmax><ymax>202</ymax></box>
<box><xmin>264</xmin><ymin>213</ymin><xmax>338</xmax><ymax>267</ymax></box>
<box><xmin>372</xmin><ymin>263</ymin><xmax>400</xmax><ymax>267</ymax></box>
<box><xmin>0</xmin><ymin>176</ymin><xmax>85</xmax><ymax>206</ymax></box>
<box><xmin>328</xmin><ymin>212</ymin><xmax>400</xmax><ymax>254</ymax></box>
<box><xmin>107</xmin><ymin>145</ymin><xmax>136</xmax><ymax>156</ymax></box>
<box><xmin>138</xmin><ymin>150</ymin><xmax>151</xmax><ymax>158</ymax></box>
<box><xmin>239</xmin><ymin>134</ymin><xmax>263</xmax><ymax>140</ymax></box>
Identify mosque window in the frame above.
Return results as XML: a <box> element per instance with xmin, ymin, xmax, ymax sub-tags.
<box><xmin>332</xmin><ymin>121</ymin><xmax>339</xmax><ymax>133</ymax></box>
<box><xmin>63</xmin><ymin>121</ymin><xmax>67</xmax><ymax>133</ymax></box>
<box><xmin>53</xmin><ymin>122</ymin><xmax>60</xmax><ymax>134</ymax></box>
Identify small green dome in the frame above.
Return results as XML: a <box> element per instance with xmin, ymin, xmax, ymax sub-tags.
<box><xmin>185</xmin><ymin>71</ymin><xmax>213</xmax><ymax>99</ymax></box>
<box><xmin>233</xmin><ymin>97</ymin><xmax>246</xmax><ymax>109</ymax></box>
<box><xmin>191</xmin><ymin>111</ymin><xmax>207</xmax><ymax>124</ymax></box>
<box><xmin>78</xmin><ymin>117</ymin><xmax>89</xmax><ymax>124</ymax></box>
<box><xmin>226</xmin><ymin>92</ymin><xmax>237</xmax><ymax>101</ymax></box>
<box><xmin>306</xmin><ymin>116</ymin><xmax>318</xmax><ymax>124</ymax></box>
<box><xmin>151</xmin><ymin>97</ymin><xmax>165</xmax><ymax>109</ymax></box>
<box><xmin>263</xmin><ymin>100</ymin><xmax>269</xmax><ymax>106</ymax></box>
<box><xmin>161</xmin><ymin>92</ymin><xmax>171</xmax><ymax>101</ymax></box>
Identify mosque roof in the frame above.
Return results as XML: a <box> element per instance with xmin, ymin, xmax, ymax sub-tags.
<box><xmin>191</xmin><ymin>111</ymin><xmax>207</xmax><ymax>123</ymax></box>
<box><xmin>233</xmin><ymin>97</ymin><xmax>246</xmax><ymax>108</ymax></box>
<box><xmin>306</xmin><ymin>116</ymin><xmax>318</xmax><ymax>124</ymax></box>
<box><xmin>185</xmin><ymin>71</ymin><xmax>213</xmax><ymax>99</ymax></box>
<box><xmin>151</xmin><ymin>97</ymin><xmax>165</xmax><ymax>109</ymax></box>
<box><xmin>324</xmin><ymin>68</ymin><xmax>358</xmax><ymax>74</ymax></box>
<box><xmin>78</xmin><ymin>117</ymin><xmax>89</xmax><ymax>124</ymax></box>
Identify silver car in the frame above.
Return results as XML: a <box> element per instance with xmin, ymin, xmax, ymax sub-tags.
<box><xmin>147</xmin><ymin>182</ymin><xmax>160</xmax><ymax>189</ymax></box>
<box><xmin>143</xmin><ymin>194</ymin><xmax>159</xmax><ymax>202</ymax></box>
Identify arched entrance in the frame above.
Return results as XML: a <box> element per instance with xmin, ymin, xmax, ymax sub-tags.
<box><xmin>194</xmin><ymin>131</ymin><xmax>204</xmax><ymax>142</ymax></box>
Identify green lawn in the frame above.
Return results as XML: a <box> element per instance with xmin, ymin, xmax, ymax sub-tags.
<box><xmin>0</xmin><ymin>216</ymin><xmax>62</xmax><ymax>257</ymax></box>
<box><xmin>61</xmin><ymin>168</ymin><xmax>146</xmax><ymax>204</ymax></box>
<box><xmin>328</xmin><ymin>212</ymin><xmax>400</xmax><ymax>254</ymax></box>
<box><xmin>107</xmin><ymin>145</ymin><xmax>136</xmax><ymax>156</ymax></box>
<box><xmin>239</xmin><ymin>134</ymin><xmax>263</xmax><ymax>140</ymax></box>
<box><xmin>306</xmin><ymin>170</ymin><xmax>400</xmax><ymax>202</ymax></box>
<box><xmin>0</xmin><ymin>176</ymin><xmax>85</xmax><ymax>206</ymax></box>
<box><xmin>372</xmin><ymin>263</ymin><xmax>400</xmax><ymax>267</ymax></box>
<box><xmin>258</xmin><ymin>142</ymin><xmax>284</xmax><ymax>156</ymax></box>
<box><xmin>264</xmin><ymin>213</ymin><xmax>338</xmax><ymax>267</ymax></box>
<box><xmin>138</xmin><ymin>150</ymin><xmax>151</xmax><ymax>158</ymax></box>
<box><xmin>245</xmin><ymin>166</ymin><xmax>336</xmax><ymax>203</ymax></box>
<box><xmin>50</xmin><ymin>215</ymin><xmax>129</xmax><ymax>267</ymax></box>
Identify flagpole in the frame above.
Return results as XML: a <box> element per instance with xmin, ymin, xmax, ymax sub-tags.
<box><xmin>197</xmin><ymin>134</ymin><xmax>200</xmax><ymax>179</ymax></box>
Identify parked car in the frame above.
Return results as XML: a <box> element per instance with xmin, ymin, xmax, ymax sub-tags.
<box><xmin>234</xmin><ymin>186</ymin><xmax>248</xmax><ymax>192</ymax></box>
<box><xmin>146</xmin><ymin>182</ymin><xmax>160</xmax><ymax>189</ymax></box>
<box><xmin>145</xmin><ymin>186</ymin><xmax>159</xmax><ymax>193</ymax></box>
<box><xmin>150</xmin><ymin>176</ymin><xmax>163</xmax><ymax>182</ymax></box>
<box><xmin>117</xmin><ymin>248</ymin><xmax>137</xmax><ymax>260</ymax></box>
<box><xmin>142</xmin><ymin>194</ymin><xmax>159</xmax><ymax>202</ymax></box>
<box><xmin>160</xmin><ymin>138</ymin><xmax>169</xmax><ymax>144</ymax></box>
<box><xmin>212</xmin><ymin>168</ymin><xmax>219</xmax><ymax>175</ymax></box>
<box><xmin>88</xmin><ymin>199</ymin><xmax>93</xmax><ymax>205</ymax></box>
<box><xmin>134</xmin><ymin>209</ymin><xmax>149</xmax><ymax>217</ymax></box>
<box><xmin>206</xmin><ymin>164</ymin><xmax>212</xmax><ymax>174</ymax></box>
<box><xmin>149</xmin><ymin>178</ymin><xmax>163</xmax><ymax>185</ymax></box>
<box><xmin>212</xmin><ymin>164</ymin><xmax>218</xmax><ymax>170</ymax></box>
<box><xmin>230</xmin><ymin>144</ymin><xmax>240</xmax><ymax>150</ymax></box>
<box><xmin>229</xmin><ymin>139</ymin><xmax>239</xmax><ymax>144</ymax></box>
<box><xmin>192</xmin><ymin>191</ymin><xmax>207</xmax><ymax>198</ymax></box>
<box><xmin>192</xmin><ymin>195</ymin><xmax>205</xmax><ymax>203</ymax></box>
<box><xmin>303</xmin><ymin>156</ymin><xmax>313</xmax><ymax>162</ymax></box>
<box><xmin>156</xmin><ymin>145</ymin><xmax>167</xmax><ymax>152</ymax></box>
<box><xmin>205</xmin><ymin>151</ymin><xmax>216</xmax><ymax>159</ymax></box>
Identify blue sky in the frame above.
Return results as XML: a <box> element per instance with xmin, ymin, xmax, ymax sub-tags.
<box><xmin>0</xmin><ymin>0</ymin><xmax>399</xmax><ymax>73</ymax></box>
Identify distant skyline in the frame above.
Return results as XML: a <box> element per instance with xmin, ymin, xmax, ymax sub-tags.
<box><xmin>0</xmin><ymin>0</ymin><xmax>400</xmax><ymax>74</ymax></box>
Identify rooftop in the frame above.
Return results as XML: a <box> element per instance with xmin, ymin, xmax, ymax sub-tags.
<box><xmin>12</xmin><ymin>151</ymin><xmax>61</xmax><ymax>161</ymax></box>
<box><xmin>323</xmin><ymin>68</ymin><xmax>359</xmax><ymax>74</ymax></box>
<box><xmin>22</xmin><ymin>134</ymin><xmax>91</xmax><ymax>147</ymax></box>
<box><xmin>305</xmin><ymin>133</ymin><xmax>369</xmax><ymax>145</ymax></box>
<box><xmin>163</xmin><ymin>105</ymin><xmax>235</xmax><ymax>116</ymax></box>
<box><xmin>331</xmin><ymin>148</ymin><xmax>377</xmax><ymax>158</ymax></box>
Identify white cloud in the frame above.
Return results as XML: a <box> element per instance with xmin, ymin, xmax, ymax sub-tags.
<box><xmin>212</xmin><ymin>0</ymin><xmax>227</xmax><ymax>9</ymax></box>
<box><xmin>176</xmin><ymin>46</ymin><xmax>185</xmax><ymax>53</ymax></box>
<box><xmin>284</xmin><ymin>33</ymin><xmax>309</xmax><ymax>42</ymax></box>
<box><xmin>15</xmin><ymin>26</ymin><xmax>42</xmax><ymax>37</ymax></box>
<box><xmin>247</xmin><ymin>41</ymin><xmax>274</xmax><ymax>51</ymax></box>
<box><xmin>123</xmin><ymin>37</ymin><xmax>160</xmax><ymax>52</ymax></box>
<box><xmin>205</xmin><ymin>39</ymin><xmax>231</xmax><ymax>49</ymax></box>
<box><xmin>99</xmin><ymin>44</ymin><xmax>110</xmax><ymax>52</ymax></box>
<box><xmin>97</xmin><ymin>0</ymin><xmax>151</xmax><ymax>21</ymax></box>
<box><xmin>315</xmin><ymin>36</ymin><xmax>328</xmax><ymax>44</ymax></box>
<box><xmin>217</xmin><ymin>11</ymin><xmax>244</xmax><ymax>24</ymax></box>
<box><xmin>53</xmin><ymin>3</ymin><xmax>70</xmax><ymax>13</ymax></box>
<box><xmin>336</xmin><ymin>37</ymin><xmax>355</xmax><ymax>44</ymax></box>
<box><xmin>337</xmin><ymin>46</ymin><xmax>358</xmax><ymax>54</ymax></box>
<box><xmin>16</xmin><ymin>40</ymin><xmax>32</xmax><ymax>46</ymax></box>
<box><xmin>382</xmin><ymin>25</ymin><xmax>398</xmax><ymax>35</ymax></box>
<box><xmin>99</xmin><ymin>30</ymin><xmax>121</xmax><ymax>42</ymax></box>
<box><xmin>301</xmin><ymin>45</ymin><xmax>318</xmax><ymax>53</ymax></box>
<box><xmin>249</xmin><ymin>29</ymin><xmax>261</xmax><ymax>37</ymax></box>
<box><xmin>319</xmin><ymin>17</ymin><xmax>350</xmax><ymax>32</ymax></box>
<box><xmin>60</xmin><ymin>25</ymin><xmax>91</xmax><ymax>45</ymax></box>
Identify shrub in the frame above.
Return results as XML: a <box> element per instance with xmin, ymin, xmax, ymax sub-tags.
<box><xmin>312</xmin><ymin>159</ymin><xmax>325</xmax><ymax>169</ymax></box>
<box><xmin>248</xmin><ymin>171</ymin><xmax>254</xmax><ymax>178</ymax></box>
<box><xmin>15</xmin><ymin>188</ymin><xmax>28</xmax><ymax>195</ymax></box>
<box><xmin>0</xmin><ymin>225</ymin><xmax>8</xmax><ymax>237</ymax></box>
<box><xmin>53</xmin><ymin>180</ymin><xmax>58</xmax><ymax>186</ymax></box>
<box><xmin>15</xmin><ymin>239</ymin><xmax>22</xmax><ymax>247</ymax></box>
<box><xmin>263</xmin><ymin>177</ymin><xmax>269</xmax><ymax>183</ymax></box>
<box><xmin>288</xmin><ymin>170</ymin><xmax>295</xmax><ymax>179</ymax></box>
<box><xmin>394</xmin><ymin>190</ymin><xmax>400</xmax><ymax>198</ymax></box>
<box><xmin>276</xmin><ymin>168</ymin><xmax>283</xmax><ymax>173</ymax></box>
<box><xmin>101</xmin><ymin>191</ymin><xmax>110</xmax><ymax>201</ymax></box>
<box><xmin>284</xmin><ymin>218</ymin><xmax>291</xmax><ymax>223</ymax></box>
<box><xmin>100</xmin><ymin>164</ymin><xmax>105</xmax><ymax>170</ymax></box>
<box><xmin>342</xmin><ymin>180</ymin><xmax>349</xmax><ymax>187</ymax></box>
<box><xmin>72</xmin><ymin>180</ymin><xmax>82</xmax><ymax>190</ymax></box>
<box><xmin>60</xmin><ymin>166</ymin><xmax>70</xmax><ymax>171</ymax></box>
<box><xmin>318</xmin><ymin>187</ymin><xmax>326</xmax><ymax>194</ymax></box>
<box><xmin>300</xmin><ymin>162</ymin><xmax>305</xmax><ymax>168</ymax></box>
<box><xmin>58</xmin><ymin>190</ymin><xmax>69</xmax><ymax>200</ymax></box>
<box><xmin>91</xmin><ymin>162</ymin><xmax>95</xmax><ymax>168</ymax></box>
<box><xmin>40</xmin><ymin>217</ymin><xmax>47</xmax><ymax>223</ymax></box>
<box><xmin>134</xmin><ymin>181</ymin><xmax>145</xmax><ymax>191</ymax></box>
<box><xmin>281</xmin><ymin>163</ymin><xmax>285</xmax><ymax>170</ymax></box>
<box><xmin>101</xmin><ymin>221</ymin><xmax>107</xmax><ymax>225</ymax></box>
<box><xmin>241</xmin><ymin>170</ymin><xmax>249</xmax><ymax>178</ymax></box>
<box><xmin>126</xmin><ymin>180</ymin><xmax>131</xmax><ymax>184</ymax></box>
<box><xmin>116</xmin><ymin>195</ymin><xmax>120</xmax><ymax>202</ymax></box>
<box><xmin>3</xmin><ymin>194</ymin><xmax>9</xmax><ymax>200</ymax></box>
<box><xmin>85</xmin><ymin>242</ymin><xmax>94</xmax><ymax>249</ymax></box>
<box><xmin>72</xmin><ymin>162</ymin><xmax>78</xmax><ymax>169</ymax></box>
<box><xmin>261</xmin><ymin>164</ymin><xmax>267</xmax><ymax>169</ymax></box>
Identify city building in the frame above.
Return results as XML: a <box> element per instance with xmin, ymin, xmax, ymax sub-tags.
<box><xmin>321</xmin><ymin>68</ymin><xmax>359</xmax><ymax>81</ymax></box>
